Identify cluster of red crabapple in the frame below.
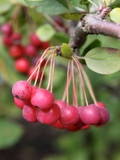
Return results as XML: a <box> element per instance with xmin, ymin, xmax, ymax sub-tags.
<box><xmin>11</xmin><ymin>43</ymin><xmax>110</xmax><ymax>132</ymax></box>
<box><xmin>0</xmin><ymin>23</ymin><xmax>49</xmax><ymax>80</ymax></box>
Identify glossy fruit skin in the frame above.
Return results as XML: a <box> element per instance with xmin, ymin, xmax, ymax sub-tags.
<box><xmin>36</xmin><ymin>103</ymin><xmax>60</xmax><ymax>125</ymax></box>
<box><xmin>95</xmin><ymin>107</ymin><xmax>110</xmax><ymax>127</ymax></box>
<box><xmin>79</xmin><ymin>104</ymin><xmax>101</xmax><ymax>125</ymax></box>
<box><xmin>53</xmin><ymin>120</ymin><xmax>64</xmax><ymax>129</ymax></box>
<box><xmin>10</xmin><ymin>33</ymin><xmax>21</xmax><ymax>44</ymax></box>
<box><xmin>41</xmin><ymin>42</ymin><xmax>49</xmax><ymax>50</ymax></box>
<box><xmin>31</xmin><ymin>88</ymin><xmax>54</xmax><ymax>110</ymax></box>
<box><xmin>81</xmin><ymin>124</ymin><xmax>91</xmax><ymax>130</ymax></box>
<box><xmin>2</xmin><ymin>35</ymin><xmax>12</xmax><ymax>46</ymax></box>
<box><xmin>12</xmin><ymin>81</ymin><xmax>32</xmax><ymax>101</ymax></box>
<box><xmin>14</xmin><ymin>97</ymin><xmax>24</xmax><ymax>109</ymax></box>
<box><xmin>15</xmin><ymin>58</ymin><xmax>30</xmax><ymax>73</ymax></box>
<box><xmin>60</xmin><ymin>105</ymin><xmax>79</xmax><ymax>125</ymax></box>
<box><xmin>30</xmin><ymin>33</ymin><xmax>42</xmax><ymax>47</ymax></box>
<box><xmin>55</xmin><ymin>100</ymin><xmax>67</xmax><ymax>110</ymax></box>
<box><xmin>9</xmin><ymin>45</ymin><xmax>23</xmax><ymax>58</ymax></box>
<box><xmin>97</xmin><ymin>102</ymin><xmax>106</xmax><ymax>108</ymax></box>
<box><xmin>1</xmin><ymin>23</ymin><xmax>13</xmax><ymax>35</ymax></box>
<box><xmin>65</xmin><ymin>124</ymin><xmax>81</xmax><ymax>132</ymax></box>
<box><xmin>23</xmin><ymin>105</ymin><xmax>37</xmax><ymax>122</ymax></box>
<box><xmin>24</xmin><ymin>44</ymin><xmax>38</xmax><ymax>57</ymax></box>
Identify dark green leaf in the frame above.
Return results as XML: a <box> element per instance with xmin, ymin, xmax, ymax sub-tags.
<box><xmin>85</xmin><ymin>47</ymin><xmax>120</xmax><ymax>74</ymax></box>
<box><xmin>83</xmin><ymin>39</ymin><xmax>101</xmax><ymax>55</ymax></box>
<box><xmin>0</xmin><ymin>119</ymin><xmax>24</xmax><ymax>149</ymax></box>
<box><xmin>54</xmin><ymin>32</ymin><xmax>69</xmax><ymax>43</ymax></box>
<box><xmin>56</xmin><ymin>0</ymin><xmax>68</xmax><ymax>8</ymax></box>
<box><xmin>25</xmin><ymin>0</ymin><xmax>69</xmax><ymax>15</ymax></box>
<box><xmin>60</xmin><ymin>12</ymin><xmax>85</xmax><ymax>20</ymax></box>
<box><xmin>109</xmin><ymin>0</ymin><xmax>120</xmax><ymax>9</ymax></box>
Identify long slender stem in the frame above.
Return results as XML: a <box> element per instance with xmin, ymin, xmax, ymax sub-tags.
<box><xmin>50</xmin><ymin>55</ymin><xmax>56</xmax><ymax>92</ymax></box>
<box><xmin>27</xmin><ymin>51</ymin><xmax>50</xmax><ymax>83</ymax></box>
<box><xmin>73</xmin><ymin>58</ymin><xmax>88</xmax><ymax>106</ymax></box>
<box><xmin>71</xmin><ymin>61</ymin><xmax>78</xmax><ymax>107</ymax></box>
<box><xmin>66</xmin><ymin>60</ymin><xmax>70</xmax><ymax>104</ymax></box>
<box><xmin>46</xmin><ymin>54</ymin><xmax>54</xmax><ymax>90</ymax></box>
<box><xmin>39</xmin><ymin>54</ymin><xmax>53</xmax><ymax>88</ymax></box>
<box><xmin>62</xmin><ymin>72</ymin><xmax>72</xmax><ymax>102</ymax></box>
<box><xmin>76</xmin><ymin>59</ymin><xmax>97</xmax><ymax>105</ymax></box>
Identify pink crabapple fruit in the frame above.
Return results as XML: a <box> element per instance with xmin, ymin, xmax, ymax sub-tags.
<box><xmin>60</xmin><ymin>105</ymin><xmax>80</xmax><ymax>125</ymax></box>
<box><xmin>12</xmin><ymin>81</ymin><xmax>32</xmax><ymax>101</ymax></box>
<box><xmin>9</xmin><ymin>45</ymin><xmax>23</xmax><ymax>58</ymax></box>
<box><xmin>15</xmin><ymin>58</ymin><xmax>30</xmax><ymax>73</ymax></box>
<box><xmin>36</xmin><ymin>103</ymin><xmax>60</xmax><ymax>125</ymax></box>
<box><xmin>31</xmin><ymin>88</ymin><xmax>54</xmax><ymax>110</ymax></box>
<box><xmin>24</xmin><ymin>44</ymin><xmax>38</xmax><ymax>57</ymax></box>
<box><xmin>14</xmin><ymin>97</ymin><xmax>24</xmax><ymax>109</ymax></box>
<box><xmin>79</xmin><ymin>104</ymin><xmax>101</xmax><ymax>125</ymax></box>
<box><xmin>1</xmin><ymin>23</ymin><xmax>13</xmax><ymax>35</ymax></box>
<box><xmin>23</xmin><ymin>105</ymin><xmax>37</xmax><ymax>123</ymax></box>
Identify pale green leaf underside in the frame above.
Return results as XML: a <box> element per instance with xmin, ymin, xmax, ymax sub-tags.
<box><xmin>36</xmin><ymin>24</ymin><xmax>55</xmax><ymax>41</ymax></box>
<box><xmin>85</xmin><ymin>47</ymin><xmax>120</xmax><ymax>74</ymax></box>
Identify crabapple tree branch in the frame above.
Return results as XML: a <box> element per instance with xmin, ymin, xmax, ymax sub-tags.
<box><xmin>69</xmin><ymin>7</ymin><xmax>120</xmax><ymax>50</ymax></box>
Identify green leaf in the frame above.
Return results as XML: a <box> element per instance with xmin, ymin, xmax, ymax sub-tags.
<box><xmin>36</xmin><ymin>24</ymin><xmax>55</xmax><ymax>41</ymax></box>
<box><xmin>0</xmin><ymin>38</ymin><xmax>26</xmax><ymax>85</ymax></box>
<box><xmin>25</xmin><ymin>0</ymin><xmax>69</xmax><ymax>15</ymax></box>
<box><xmin>56</xmin><ymin>0</ymin><xmax>68</xmax><ymax>8</ymax></box>
<box><xmin>60</xmin><ymin>12</ymin><xmax>85</xmax><ymax>20</ymax></box>
<box><xmin>61</xmin><ymin>43</ymin><xmax>72</xmax><ymax>58</ymax></box>
<box><xmin>110</xmin><ymin>8</ymin><xmax>120</xmax><ymax>23</ymax></box>
<box><xmin>109</xmin><ymin>0</ymin><xmax>120</xmax><ymax>9</ymax></box>
<box><xmin>85</xmin><ymin>47</ymin><xmax>120</xmax><ymax>74</ymax></box>
<box><xmin>0</xmin><ymin>0</ymin><xmax>12</xmax><ymax>14</ymax></box>
<box><xmin>24</xmin><ymin>0</ymin><xmax>44</xmax><ymax>6</ymax></box>
<box><xmin>54</xmin><ymin>32</ymin><xmax>69</xmax><ymax>43</ymax></box>
<box><xmin>68</xmin><ymin>0</ymin><xmax>80</xmax><ymax>6</ymax></box>
<box><xmin>9</xmin><ymin>0</ymin><xmax>27</xmax><ymax>5</ymax></box>
<box><xmin>0</xmin><ymin>119</ymin><xmax>24</xmax><ymax>149</ymax></box>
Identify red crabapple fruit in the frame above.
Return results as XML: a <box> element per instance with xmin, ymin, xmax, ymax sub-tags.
<box><xmin>53</xmin><ymin>120</ymin><xmax>64</xmax><ymax>129</ymax></box>
<box><xmin>55</xmin><ymin>100</ymin><xmax>67</xmax><ymax>110</ymax></box>
<box><xmin>79</xmin><ymin>104</ymin><xmax>100</xmax><ymax>125</ymax></box>
<box><xmin>95</xmin><ymin>107</ymin><xmax>110</xmax><ymax>126</ymax></box>
<box><xmin>14</xmin><ymin>97</ymin><xmax>24</xmax><ymax>109</ymax></box>
<box><xmin>12</xmin><ymin>81</ymin><xmax>32</xmax><ymax>101</ymax></box>
<box><xmin>1</xmin><ymin>23</ymin><xmax>13</xmax><ymax>35</ymax></box>
<box><xmin>60</xmin><ymin>105</ymin><xmax>79</xmax><ymax>125</ymax></box>
<box><xmin>97</xmin><ymin>102</ymin><xmax>106</xmax><ymax>108</ymax></box>
<box><xmin>31</xmin><ymin>88</ymin><xmax>54</xmax><ymax>110</ymax></box>
<box><xmin>9</xmin><ymin>45</ymin><xmax>23</xmax><ymax>58</ymax></box>
<box><xmin>24</xmin><ymin>44</ymin><xmax>38</xmax><ymax>57</ymax></box>
<box><xmin>36</xmin><ymin>103</ymin><xmax>60</xmax><ymax>125</ymax></box>
<box><xmin>15</xmin><ymin>58</ymin><xmax>30</xmax><ymax>73</ymax></box>
<box><xmin>23</xmin><ymin>105</ymin><xmax>37</xmax><ymax>122</ymax></box>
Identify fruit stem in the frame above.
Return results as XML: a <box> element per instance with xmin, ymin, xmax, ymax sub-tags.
<box><xmin>50</xmin><ymin>54</ymin><xmax>56</xmax><ymax>92</ymax></box>
<box><xmin>47</xmin><ymin>53</ymin><xmax>54</xmax><ymax>90</ymax></box>
<box><xmin>77</xmin><ymin>59</ymin><xmax>97</xmax><ymax>105</ymax></box>
<box><xmin>71</xmin><ymin>61</ymin><xmax>78</xmax><ymax>107</ymax></box>
<box><xmin>39</xmin><ymin>54</ymin><xmax>53</xmax><ymax>88</ymax></box>
<box><xmin>73</xmin><ymin>57</ymin><xmax>89</xmax><ymax>106</ymax></box>
<box><xmin>27</xmin><ymin>48</ymin><xmax>51</xmax><ymax>83</ymax></box>
<box><xmin>66</xmin><ymin>60</ymin><xmax>70</xmax><ymax>104</ymax></box>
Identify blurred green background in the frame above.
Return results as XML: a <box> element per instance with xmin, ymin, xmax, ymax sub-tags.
<box><xmin>0</xmin><ymin>0</ymin><xmax>120</xmax><ymax>160</ymax></box>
